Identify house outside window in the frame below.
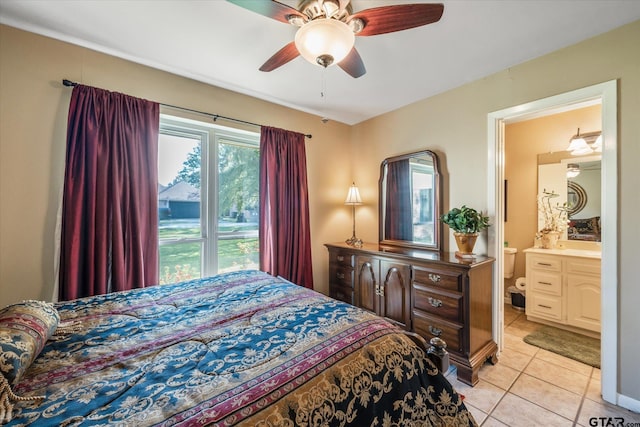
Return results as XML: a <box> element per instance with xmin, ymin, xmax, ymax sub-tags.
<box><xmin>158</xmin><ymin>116</ymin><xmax>259</xmax><ymax>284</ymax></box>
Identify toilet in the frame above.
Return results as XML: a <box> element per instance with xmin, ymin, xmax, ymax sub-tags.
<box><xmin>504</xmin><ymin>247</ymin><xmax>526</xmax><ymax>310</ymax></box>
<box><xmin>504</xmin><ymin>247</ymin><xmax>517</xmax><ymax>279</ymax></box>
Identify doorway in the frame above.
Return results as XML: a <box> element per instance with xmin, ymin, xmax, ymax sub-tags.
<box><xmin>487</xmin><ymin>80</ymin><xmax>618</xmax><ymax>405</ymax></box>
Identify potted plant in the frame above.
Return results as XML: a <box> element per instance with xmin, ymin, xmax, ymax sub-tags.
<box><xmin>537</xmin><ymin>189</ymin><xmax>568</xmax><ymax>249</ymax></box>
<box><xmin>440</xmin><ymin>205</ymin><xmax>490</xmax><ymax>257</ymax></box>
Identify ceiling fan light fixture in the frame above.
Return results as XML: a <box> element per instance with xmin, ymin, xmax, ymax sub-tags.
<box><xmin>295</xmin><ymin>18</ymin><xmax>355</xmax><ymax>68</ymax></box>
<box><xmin>566</xmin><ymin>163</ymin><xmax>580</xmax><ymax>178</ymax></box>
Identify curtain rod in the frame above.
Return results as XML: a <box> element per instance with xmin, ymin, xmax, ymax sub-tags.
<box><xmin>62</xmin><ymin>79</ymin><xmax>312</xmax><ymax>139</ymax></box>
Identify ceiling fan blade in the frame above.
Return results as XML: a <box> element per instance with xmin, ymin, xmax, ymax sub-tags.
<box><xmin>227</xmin><ymin>0</ymin><xmax>305</xmax><ymax>24</ymax></box>
<box><xmin>338</xmin><ymin>47</ymin><xmax>366</xmax><ymax>78</ymax></box>
<box><xmin>351</xmin><ymin>3</ymin><xmax>444</xmax><ymax>36</ymax></box>
<box><xmin>259</xmin><ymin>41</ymin><xmax>300</xmax><ymax>72</ymax></box>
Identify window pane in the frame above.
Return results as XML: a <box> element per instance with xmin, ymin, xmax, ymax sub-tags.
<box><xmin>158</xmin><ymin>133</ymin><xmax>201</xmax><ymax>239</ymax></box>
<box><xmin>412</xmin><ymin>167</ymin><xmax>434</xmax><ymax>244</ymax></box>
<box><xmin>159</xmin><ymin>242</ymin><xmax>201</xmax><ymax>284</ymax></box>
<box><xmin>217</xmin><ymin>140</ymin><xmax>259</xmax><ymax>272</ymax></box>
<box><xmin>217</xmin><ymin>236</ymin><xmax>259</xmax><ymax>273</ymax></box>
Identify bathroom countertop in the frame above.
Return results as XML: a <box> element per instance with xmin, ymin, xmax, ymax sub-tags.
<box><xmin>523</xmin><ymin>247</ymin><xmax>601</xmax><ymax>259</ymax></box>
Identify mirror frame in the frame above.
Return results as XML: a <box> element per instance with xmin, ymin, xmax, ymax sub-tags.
<box><xmin>379</xmin><ymin>150</ymin><xmax>442</xmax><ymax>251</ymax></box>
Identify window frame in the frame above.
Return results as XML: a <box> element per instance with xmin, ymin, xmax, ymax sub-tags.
<box><xmin>158</xmin><ymin>114</ymin><xmax>259</xmax><ymax>280</ymax></box>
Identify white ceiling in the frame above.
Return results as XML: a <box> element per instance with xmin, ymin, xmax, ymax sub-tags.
<box><xmin>1</xmin><ymin>0</ymin><xmax>639</xmax><ymax>125</ymax></box>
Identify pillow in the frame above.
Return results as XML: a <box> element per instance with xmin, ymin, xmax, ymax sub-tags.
<box><xmin>568</xmin><ymin>216</ymin><xmax>600</xmax><ymax>235</ymax></box>
<box><xmin>0</xmin><ymin>300</ymin><xmax>59</xmax><ymax>386</ymax></box>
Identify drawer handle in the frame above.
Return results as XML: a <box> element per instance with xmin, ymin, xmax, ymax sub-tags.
<box><xmin>538</xmin><ymin>304</ymin><xmax>552</xmax><ymax>309</ymax></box>
<box><xmin>337</xmin><ymin>255</ymin><xmax>344</xmax><ymax>262</ymax></box>
<box><xmin>375</xmin><ymin>285</ymin><xmax>385</xmax><ymax>297</ymax></box>
<box><xmin>428</xmin><ymin>273</ymin><xmax>441</xmax><ymax>283</ymax></box>
<box><xmin>428</xmin><ymin>325</ymin><xmax>442</xmax><ymax>336</ymax></box>
<box><xmin>428</xmin><ymin>297</ymin><xmax>443</xmax><ymax>308</ymax></box>
<box><xmin>538</xmin><ymin>281</ymin><xmax>553</xmax><ymax>286</ymax></box>
<box><xmin>336</xmin><ymin>272</ymin><xmax>345</xmax><ymax>280</ymax></box>
<box><xmin>537</xmin><ymin>262</ymin><xmax>553</xmax><ymax>267</ymax></box>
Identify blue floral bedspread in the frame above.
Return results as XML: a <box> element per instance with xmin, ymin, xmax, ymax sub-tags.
<box><xmin>9</xmin><ymin>270</ymin><xmax>475</xmax><ymax>426</ymax></box>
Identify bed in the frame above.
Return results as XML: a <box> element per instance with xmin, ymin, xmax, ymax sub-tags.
<box><xmin>2</xmin><ymin>270</ymin><xmax>475</xmax><ymax>426</ymax></box>
<box><xmin>567</xmin><ymin>216</ymin><xmax>601</xmax><ymax>241</ymax></box>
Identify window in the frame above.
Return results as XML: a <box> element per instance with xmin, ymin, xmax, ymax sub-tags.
<box><xmin>157</xmin><ymin>116</ymin><xmax>259</xmax><ymax>284</ymax></box>
<box><xmin>410</xmin><ymin>159</ymin><xmax>434</xmax><ymax>244</ymax></box>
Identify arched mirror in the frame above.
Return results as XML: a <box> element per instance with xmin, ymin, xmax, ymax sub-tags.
<box><xmin>379</xmin><ymin>150</ymin><xmax>441</xmax><ymax>251</ymax></box>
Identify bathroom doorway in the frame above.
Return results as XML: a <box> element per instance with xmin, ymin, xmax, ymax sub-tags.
<box><xmin>487</xmin><ymin>80</ymin><xmax>618</xmax><ymax>404</ymax></box>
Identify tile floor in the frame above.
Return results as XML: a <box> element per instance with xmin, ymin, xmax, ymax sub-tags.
<box><xmin>444</xmin><ymin>303</ymin><xmax>640</xmax><ymax>426</ymax></box>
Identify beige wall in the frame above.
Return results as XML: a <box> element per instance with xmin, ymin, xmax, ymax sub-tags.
<box><xmin>0</xmin><ymin>24</ymin><xmax>352</xmax><ymax>306</ymax></box>
<box><xmin>504</xmin><ymin>105</ymin><xmax>601</xmax><ymax>289</ymax></box>
<box><xmin>2</xmin><ymin>20</ymin><xmax>640</xmax><ymax>402</ymax></box>
<box><xmin>352</xmin><ymin>21</ymin><xmax>640</xmax><ymax>403</ymax></box>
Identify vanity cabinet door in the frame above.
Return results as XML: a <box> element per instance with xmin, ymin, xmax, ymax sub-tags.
<box><xmin>567</xmin><ymin>274</ymin><xmax>601</xmax><ymax>332</ymax></box>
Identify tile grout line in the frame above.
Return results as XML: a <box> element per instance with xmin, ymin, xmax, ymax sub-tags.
<box><xmin>481</xmin><ymin>307</ymin><xmax>591</xmax><ymax>425</ymax></box>
<box><xmin>478</xmin><ymin>306</ymin><xmax>528</xmax><ymax>425</ymax></box>
<box><xmin>479</xmin><ymin>346</ymin><xmax>538</xmax><ymax>425</ymax></box>
<box><xmin>573</xmin><ymin>367</ymin><xmax>596</xmax><ymax>427</ymax></box>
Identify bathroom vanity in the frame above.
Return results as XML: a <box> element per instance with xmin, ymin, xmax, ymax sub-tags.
<box><xmin>524</xmin><ymin>248</ymin><xmax>601</xmax><ymax>336</ymax></box>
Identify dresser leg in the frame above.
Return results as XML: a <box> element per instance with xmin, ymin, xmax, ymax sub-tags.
<box><xmin>489</xmin><ymin>353</ymin><xmax>499</xmax><ymax>365</ymax></box>
<box><xmin>449</xmin><ymin>341</ymin><xmax>498</xmax><ymax>386</ymax></box>
<box><xmin>454</xmin><ymin>363</ymin><xmax>478</xmax><ymax>386</ymax></box>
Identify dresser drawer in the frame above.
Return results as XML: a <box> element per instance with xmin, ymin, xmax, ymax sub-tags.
<box><xmin>413</xmin><ymin>283</ymin><xmax>462</xmax><ymax>322</ymax></box>
<box><xmin>566</xmin><ymin>258</ymin><xmax>600</xmax><ymax>276</ymax></box>
<box><xmin>528</xmin><ymin>293</ymin><xmax>562</xmax><ymax>320</ymax></box>
<box><xmin>329</xmin><ymin>265</ymin><xmax>354</xmax><ymax>288</ymax></box>
<box><xmin>413</xmin><ymin>311</ymin><xmax>463</xmax><ymax>353</ymax></box>
<box><xmin>530</xmin><ymin>270</ymin><xmax>562</xmax><ymax>296</ymax></box>
<box><xmin>529</xmin><ymin>255</ymin><xmax>561</xmax><ymax>272</ymax></box>
<box><xmin>329</xmin><ymin>283</ymin><xmax>355</xmax><ymax>305</ymax></box>
<box><xmin>330</xmin><ymin>251</ymin><xmax>354</xmax><ymax>267</ymax></box>
<box><xmin>413</xmin><ymin>266</ymin><xmax>462</xmax><ymax>292</ymax></box>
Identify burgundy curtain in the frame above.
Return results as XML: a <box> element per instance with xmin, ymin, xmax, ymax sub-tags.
<box><xmin>259</xmin><ymin>126</ymin><xmax>313</xmax><ymax>289</ymax></box>
<box><xmin>59</xmin><ymin>85</ymin><xmax>160</xmax><ymax>300</ymax></box>
<box><xmin>385</xmin><ymin>159</ymin><xmax>413</xmax><ymax>240</ymax></box>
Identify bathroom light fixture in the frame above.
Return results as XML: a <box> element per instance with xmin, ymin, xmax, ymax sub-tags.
<box><xmin>344</xmin><ymin>182</ymin><xmax>363</xmax><ymax>247</ymax></box>
<box><xmin>295</xmin><ymin>18</ymin><xmax>355</xmax><ymax>68</ymax></box>
<box><xmin>566</xmin><ymin>163</ymin><xmax>580</xmax><ymax>178</ymax></box>
<box><xmin>566</xmin><ymin>128</ymin><xmax>593</xmax><ymax>155</ymax></box>
<box><xmin>592</xmin><ymin>134</ymin><xmax>603</xmax><ymax>153</ymax></box>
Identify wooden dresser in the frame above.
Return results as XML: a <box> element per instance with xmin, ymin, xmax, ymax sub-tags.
<box><xmin>325</xmin><ymin>242</ymin><xmax>497</xmax><ymax>386</ymax></box>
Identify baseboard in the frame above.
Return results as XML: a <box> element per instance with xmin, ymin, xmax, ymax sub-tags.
<box><xmin>617</xmin><ymin>393</ymin><xmax>640</xmax><ymax>414</ymax></box>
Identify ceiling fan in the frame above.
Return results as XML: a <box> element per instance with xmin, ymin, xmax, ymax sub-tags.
<box><xmin>227</xmin><ymin>0</ymin><xmax>444</xmax><ymax>78</ymax></box>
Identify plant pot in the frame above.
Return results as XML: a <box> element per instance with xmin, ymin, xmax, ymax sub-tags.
<box><xmin>454</xmin><ymin>232</ymin><xmax>478</xmax><ymax>257</ymax></box>
<box><xmin>540</xmin><ymin>231</ymin><xmax>560</xmax><ymax>249</ymax></box>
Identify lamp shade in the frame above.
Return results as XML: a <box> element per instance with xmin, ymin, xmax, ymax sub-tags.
<box><xmin>566</xmin><ymin>136</ymin><xmax>592</xmax><ymax>153</ymax></box>
<box><xmin>344</xmin><ymin>183</ymin><xmax>362</xmax><ymax>205</ymax></box>
<box><xmin>566</xmin><ymin>128</ymin><xmax>594</xmax><ymax>156</ymax></box>
<box><xmin>295</xmin><ymin>18</ymin><xmax>355</xmax><ymax>68</ymax></box>
<box><xmin>592</xmin><ymin>134</ymin><xmax>603</xmax><ymax>152</ymax></box>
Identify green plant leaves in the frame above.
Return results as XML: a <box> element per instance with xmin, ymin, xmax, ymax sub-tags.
<box><xmin>440</xmin><ymin>205</ymin><xmax>490</xmax><ymax>233</ymax></box>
